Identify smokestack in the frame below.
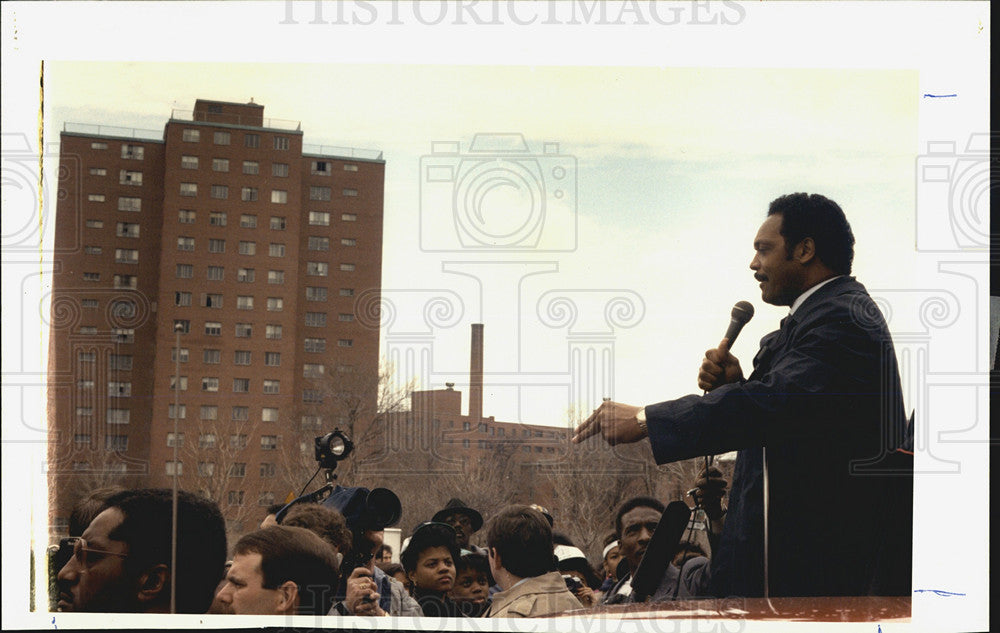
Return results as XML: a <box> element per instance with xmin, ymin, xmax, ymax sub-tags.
<box><xmin>469</xmin><ymin>323</ymin><xmax>484</xmax><ymax>423</ymax></box>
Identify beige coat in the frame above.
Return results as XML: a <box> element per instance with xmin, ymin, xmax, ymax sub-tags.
<box><xmin>485</xmin><ymin>572</ymin><xmax>584</xmax><ymax>618</ymax></box>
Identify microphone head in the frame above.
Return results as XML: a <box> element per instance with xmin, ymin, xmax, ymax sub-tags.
<box><xmin>731</xmin><ymin>301</ymin><xmax>755</xmax><ymax>324</ymax></box>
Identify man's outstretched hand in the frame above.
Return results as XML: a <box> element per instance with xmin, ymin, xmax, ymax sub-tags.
<box><xmin>572</xmin><ymin>401</ymin><xmax>645</xmax><ymax>445</ymax></box>
<box><xmin>698</xmin><ymin>338</ymin><xmax>744</xmax><ymax>391</ymax></box>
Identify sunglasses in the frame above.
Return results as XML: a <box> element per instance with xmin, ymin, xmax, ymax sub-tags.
<box><xmin>60</xmin><ymin>537</ymin><xmax>128</xmax><ymax>568</ymax></box>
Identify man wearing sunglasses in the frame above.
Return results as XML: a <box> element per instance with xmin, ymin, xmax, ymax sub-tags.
<box><xmin>56</xmin><ymin>488</ymin><xmax>227</xmax><ymax>613</ymax></box>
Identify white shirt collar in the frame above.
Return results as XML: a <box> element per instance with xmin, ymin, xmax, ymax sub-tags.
<box><xmin>789</xmin><ymin>276</ymin><xmax>842</xmax><ymax>316</ymax></box>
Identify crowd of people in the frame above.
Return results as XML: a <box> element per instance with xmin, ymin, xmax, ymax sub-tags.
<box><xmin>51</xmin><ymin>474</ymin><xmax>725</xmax><ymax>617</ymax></box>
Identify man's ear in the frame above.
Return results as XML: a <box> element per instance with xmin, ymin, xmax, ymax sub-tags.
<box><xmin>136</xmin><ymin>564</ymin><xmax>169</xmax><ymax>605</ymax></box>
<box><xmin>794</xmin><ymin>237</ymin><xmax>816</xmax><ymax>264</ymax></box>
<box><xmin>489</xmin><ymin>547</ymin><xmax>502</xmax><ymax>569</ymax></box>
<box><xmin>275</xmin><ymin>580</ymin><xmax>299</xmax><ymax>614</ymax></box>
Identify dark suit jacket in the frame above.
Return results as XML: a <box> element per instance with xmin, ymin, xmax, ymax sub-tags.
<box><xmin>645</xmin><ymin>277</ymin><xmax>911</xmax><ymax>597</ymax></box>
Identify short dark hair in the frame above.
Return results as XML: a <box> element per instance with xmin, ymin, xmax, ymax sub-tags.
<box><xmin>377</xmin><ymin>561</ymin><xmax>404</xmax><ymax>577</ymax></box>
<box><xmin>401</xmin><ymin>523</ymin><xmax>460</xmax><ymax>575</ymax></box>
<box><xmin>456</xmin><ymin>552</ymin><xmax>490</xmax><ymax>576</ymax></box>
<box><xmin>551</xmin><ymin>531</ymin><xmax>575</xmax><ymax>547</ymax></box>
<box><xmin>486</xmin><ymin>505</ymin><xmax>553</xmax><ymax>579</ymax></box>
<box><xmin>768</xmin><ymin>193</ymin><xmax>855</xmax><ymax>275</ymax></box>
<box><xmin>234</xmin><ymin>526</ymin><xmax>340</xmax><ymax>615</ymax></box>
<box><xmin>68</xmin><ymin>486</ymin><xmax>124</xmax><ymax>537</ymax></box>
<box><xmin>104</xmin><ymin>488</ymin><xmax>227</xmax><ymax>614</ymax></box>
<box><xmin>280</xmin><ymin>503</ymin><xmax>352</xmax><ymax>558</ymax></box>
<box><xmin>614</xmin><ymin>496</ymin><xmax>665</xmax><ymax>538</ymax></box>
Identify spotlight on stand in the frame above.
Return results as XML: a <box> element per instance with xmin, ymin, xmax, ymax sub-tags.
<box><xmin>314</xmin><ymin>428</ymin><xmax>354</xmax><ymax>472</ymax></box>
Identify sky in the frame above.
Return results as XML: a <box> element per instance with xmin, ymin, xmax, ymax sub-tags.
<box><xmin>1</xmin><ymin>2</ymin><xmax>990</xmax><ymax>631</ymax></box>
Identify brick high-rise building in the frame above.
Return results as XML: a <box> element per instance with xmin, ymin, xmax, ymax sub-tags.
<box><xmin>47</xmin><ymin>99</ymin><xmax>385</xmax><ymax>533</ymax></box>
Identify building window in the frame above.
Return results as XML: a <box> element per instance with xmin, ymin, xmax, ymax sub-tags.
<box><xmin>210</xmin><ymin>185</ymin><xmax>228</xmax><ymax>199</ymax></box>
<box><xmin>88</xmin><ymin>194</ymin><xmax>106</xmax><ymax>202</ymax></box>
<box><xmin>310</xmin><ymin>186</ymin><xmax>331</xmax><ymax>201</ymax></box>
<box><xmin>203</xmin><ymin>293</ymin><xmax>224</xmax><ymax>308</ymax></box>
<box><xmin>236</xmin><ymin>296</ymin><xmax>254</xmax><ymax>310</ymax></box>
<box><xmin>200</xmin><ymin>405</ymin><xmax>219</xmax><ymax>420</ymax></box>
<box><xmin>170</xmin><ymin>375</ymin><xmax>188</xmax><ymax>391</ymax></box>
<box><xmin>180</xmin><ymin>183</ymin><xmax>197</xmax><ymax>197</ymax></box>
<box><xmin>268</xmin><ymin>243</ymin><xmax>285</xmax><ymax>257</ymax></box>
<box><xmin>238</xmin><ymin>241</ymin><xmax>257</xmax><ymax>256</ymax></box>
<box><xmin>258</xmin><ymin>492</ymin><xmax>276</xmax><ymax>507</ymax></box>
<box><xmin>241</xmin><ymin>187</ymin><xmax>259</xmax><ymax>202</ymax></box>
<box><xmin>240</xmin><ymin>214</ymin><xmax>257</xmax><ymax>228</ymax></box>
<box><xmin>76</xmin><ymin>406</ymin><xmax>94</xmax><ymax>416</ymax></box>
<box><xmin>74</xmin><ymin>433</ymin><xmax>92</xmax><ymax>447</ymax></box>
<box><xmin>207</xmin><ymin>265</ymin><xmax>224</xmax><ymax>281</ymax></box>
<box><xmin>272</xmin><ymin>163</ymin><xmax>289</xmax><ymax>177</ymax></box>
<box><xmin>82</xmin><ymin>272</ymin><xmax>101</xmax><ymax>281</ymax></box>
<box><xmin>165</xmin><ymin>461</ymin><xmax>183</xmax><ymax>476</ymax></box>
<box><xmin>120</xmin><ymin>143</ymin><xmax>144</xmax><ymax>160</ymax></box>
<box><xmin>105</xmin><ymin>435</ymin><xmax>129</xmax><ymax>451</ymax></box>
<box><xmin>111</xmin><ymin>249</ymin><xmax>137</xmax><ymax>265</ymax></box>
<box><xmin>182</xmin><ymin>129</ymin><xmax>200</xmax><ymax>142</ymax></box>
<box><xmin>174</xmin><ymin>319</ymin><xmax>190</xmax><ymax>334</ymax></box>
<box><xmin>304</xmin><ymin>338</ymin><xmax>326</xmax><ymax>353</ymax></box>
<box><xmin>261</xmin><ymin>436</ymin><xmax>278</xmax><ymax>450</ymax></box>
<box><xmin>235</xmin><ymin>323</ymin><xmax>252</xmax><ymax>338</ymax></box>
<box><xmin>339</xmin><ymin>263</ymin><xmax>356</xmax><ymax>272</ymax></box>
<box><xmin>305</xmin><ymin>312</ymin><xmax>326</xmax><ymax>327</ymax></box>
<box><xmin>302</xmin><ymin>390</ymin><xmax>323</xmax><ymax>404</ymax></box>
<box><xmin>267</xmin><ymin>270</ymin><xmax>284</xmax><ymax>285</ymax></box>
<box><xmin>342</xmin><ymin>188</ymin><xmax>358</xmax><ymax>197</ymax></box>
<box><xmin>338</xmin><ymin>339</ymin><xmax>353</xmax><ymax>348</ymax></box>
<box><xmin>306</xmin><ymin>287</ymin><xmax>327</xmax><ymax>302</ymax></box>
<box><xmin>81</xmin><ymin>299</ymin><xmax>99</xmax><ymax>308</ymax></box>
<box><xmin>266</xmin><ymin>297</ymin><xmax>283</xmax><ymax>312</ymax></box>
<box><xmin>200</xmin><ymin>349</ymin><xmax>220</xmax><ymax>365</ymax></box>
<box><xmin>116</xmin><ymin>222</ymin><xmax>140</xmax><ymax>238</ymax></box>
<box><xmin>243</xmin><ymin>160</ymin><xmax>259</xmax><ymax>175</ymax></box>
<box><xmin>108</xmin><ymin>381</ymin><xmax>132</xmax><ymax>397</ymax></box>
<box><xmin>208</xmin><ymin>238</ymin><xmax>226</xmax><ymax>253</ymax></box>
<box><xmin>109</xmin><ymin>354</ymin><xmax>133</xmax><ymax>370</ymax></box>
<box><xmin>301</xmin><ymin>415</ymin><xmax>321</xmax><ymax>431</ymax></box>
<box><xmin>118</xmin><ymin>196</ymin><xmax>142</xmax><ymax>212</ymax></box>
<box><xmin>244</xmin><ymin>133</ymin><xmax>260</xmax><ymax>148</ymax></box>
<box><xmin>338</xmin><ymin>313</ymin><xmax>354</xmax><ymax>322</ymax></box>
<box><xmin>233</xmin><ymin>378</ymin><xmax>250</xmax><ymax>393</ymax></box>
<box><xmin>269</xmin><ymin>216</ymin><xmax>286</xmax><ymax>230</ymax></box>
<box><xmin>85</xmin><ymin>219</ymin><xmax>104</xmax><ymax>228</ymax></box>
<box><xmin>204</xmin><ymin>321</ymin><xmax>222</xmax><ymax>336</ymax></box>
<box><xmin>113</xmin><ymin>328</ymin><xmax>134</xmax><ymax>343</ymax></box>
<box><xmin>175</xmin><ymin>264</ymin><xmax>194</xmax><ymax>279</ymax></box>
<box><xmin>168</xmin><ymin>404</ymin><xmax>186</xmax><ymax>419</ymax></box>
<box><xmin>234</xmin><ymin>350</ymin><xmax>252</xmax><ymax>366</ymax></box>
<box><xmin>198</xmin><ymin>462</ymin><xmax>216</xmax><ymax>477</ymax></box>
<box><xmin>178</xmin><ymin>209</ymin><xmax>195</xmax><ymax>223</ymax></box>
<box><xmin>231</xmin><ymin>406</ymin><xmax>249</xmax><ymax>421</ymax></box>
<box><xmin>260</xmin><ymin>463</ymin><xmax>276</xmax><ymax>478</ymax></box>
<box><xmin>262</xmin><ymin>407</ymin><xmax>279</xmax><ymax>423</ymax></box>
<box><xmin>237</xmin><ymin>267</ymin><xmax>255</xmax><ymax>283</ymax></box>
<box><xmin>106</xmin><ymin>408</ymin><xmax>130</xmax><ymax>425</ymax></box>
<box><xmin>263</xmin><ymin>380</ymin><xmax>280</xmax><ymax>394</ymax></box>
<box><xmin>342</xmin><ymin>213</ymin><xmax>357</xmax><ymax>222</ymax></box>
<box><xmin>212</xmin><ymin>158</ymin><xmax>230</xmax><ymax>172</ymax></box>
<box><xmin>77</xmin><ymin>351</ymin><xmax>96</xmax><ymax>364</ymax></box>
<box><xmin>175</xmin><ymin>291</ymin><xmax>192</xmax><ymax>307</ymax></box>
<box><xmin>265</xmin><ymin>324</ymin><xmax>282</xmax><ymax>340</ymax></box>
<box><xmin>113</xmin><ymin>275</ymin><xmax>137</xmax><ymax>289</ymax></box>
<box><xmin>77</xmin><ymin>328</ymin><xmax>97</xmax><ymax>337</ymax></box>
<box><xmin>91</xmin><ymin>141</ymin><xmax>108</xmax><ymax>150</ymax></box>
<box><xmin>308</xmin><ymin>236</ymin><xmax>330</xmax><ymax>251</ymax></box>
<box><xmin>209</xmin><ymin>212</ymin><xmax>227</xmax><ymax>226</ymax></box>
<box><xmin>177</xmin><ymin>237</ymin><xmax>195</xmax><ymax>252</ymax></box>
<box><xmin>311</xmin><ymin>160</ymin><xmax>331</xmax><ymax>175</ymax></box>
<box><xmin>167</xmin><ymin>432</ymin><xmax>184</xmax><ymax>448</ymax></box>
<box><xmin>341</xmin><ymin>238</ymin><xmax>357</xmax><ymax>247</ymax></box>
<box><xmin>463</xmin><ymin>439</ymin><xmax>471</xmax><ymax>448</ymax></box>
<box><xmin>229</xmin><ymin>463</ymin><xmax>246</xmax><ymax>478</ymax></box>
<box><xmin>273</xmin><ymin>136</ymin><xmax>290</xmax><ymax>150</ymax></box>
<box><xmin>270</xmin><ymin>190</ymin><xmax>287</xmax><ymax>204</ymax></box>
<box><xmin>344</xmin><ymin>164</ymin><xmax>359</xmax><ymax>172</ymax></box>
<box><xmin>308</xmin><ymin>212</ymin><xmax>330</xmax><ymax>226</ymax></box>
<box><xmin>181</xmin><ymin>155</ymin><xmax>198</xmax><ymax>169</ymax></box>
<box><xmin>214</xmin><ymin>131</ymin><xmax>231</xmax><ymax>145</ymax></box>
<box><xmin>228</xmin><ymin>491</ymin><xmax>245</xmax><ymax>507</ymax></box>
<box><xmin>202</xmin><ymin>377</ymin><xmax>219</xmax><ymax>392</ymax></box>
<box><xmin>307</xmin><ymin>262</ymin><xmax>329</xmax><ymax>276</ymax></box>
<box><xmin>264</xmin><ymin>352</ymin><xmax>281</xmax><ymax>367</ymax></box>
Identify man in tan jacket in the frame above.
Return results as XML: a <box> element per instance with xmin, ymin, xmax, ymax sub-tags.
<box><xmin>483</xmin><ymin>505</ymin><xmax>583</xmax><ymax>618</ymax></box>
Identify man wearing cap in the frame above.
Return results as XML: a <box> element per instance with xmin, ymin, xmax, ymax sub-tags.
<box><xmin>432</xmin><ymin>498</ymin><xmax>486</xmax><ymax>555</ymax></box>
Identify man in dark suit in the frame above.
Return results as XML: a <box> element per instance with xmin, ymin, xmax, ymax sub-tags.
<box><xmin>574</xmin><ymin>193</ymin><xmax>911</xmax><ymax>598</ymax></box>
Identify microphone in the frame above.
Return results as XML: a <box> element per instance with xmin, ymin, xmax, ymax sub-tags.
<box><xmin>630</xmin><ymin>501</ymin><xmax>692</xmax><ymax>602</ymax></box>
<box><xmin>723</xmin><ymin>301</ymin><xmax>755</xmax><ymax>347</ymax></box>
